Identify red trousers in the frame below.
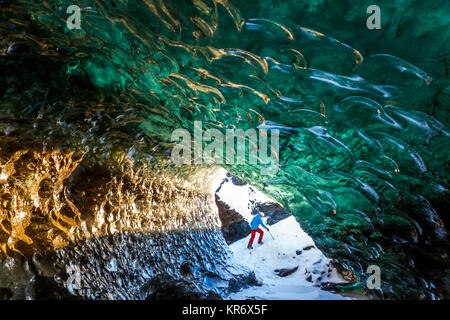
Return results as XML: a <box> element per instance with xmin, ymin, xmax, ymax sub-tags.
<box><xmin>248</xmin><ymin>228</ymin><xmax>264</xmax><ymax>246</ymax></box>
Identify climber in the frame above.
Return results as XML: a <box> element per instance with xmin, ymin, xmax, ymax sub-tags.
<box><xmin>247</xmin><ymin>212</ymin><xmax>270</xmax><ymax>249</ymax></box>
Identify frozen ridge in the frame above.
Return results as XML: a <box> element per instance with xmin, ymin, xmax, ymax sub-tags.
<box><xmin>216</xmin><ymin>173</ymin><xmax>350</xmax><ymax>300</ymax></box>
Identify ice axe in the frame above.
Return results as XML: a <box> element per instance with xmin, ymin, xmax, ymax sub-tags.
<box><xmin>267</xmin><ymin>228</ymin><xmax>275</xmax><ymax>240</ymax></box>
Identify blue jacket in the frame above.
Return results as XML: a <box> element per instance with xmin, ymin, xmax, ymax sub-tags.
<box><xmin>250</xmin><ymin>213</ymin><xmax>268</xmax><ymax>230</ymax></box>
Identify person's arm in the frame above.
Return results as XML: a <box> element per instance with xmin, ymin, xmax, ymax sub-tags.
<box><xmin>259</xmin><ymin>214</ymin><xmax>269</xmax><ymax>230</ymax></box>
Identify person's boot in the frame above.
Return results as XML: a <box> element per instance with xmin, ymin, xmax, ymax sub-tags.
<box><xmin>247</xmin><ymin>244</ymin><xmax>253</xmax><ymax>249</ymax></box>
<box><xmin>258</xmin><ymin>241</ymin><xmax>264</xmax><ymax>245</ymax></box>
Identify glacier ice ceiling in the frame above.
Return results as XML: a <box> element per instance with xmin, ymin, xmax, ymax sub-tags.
<box><xmin>0</xmin><ymin>0</ymin><xmax>449</xmax><ymax>299</ymax></box>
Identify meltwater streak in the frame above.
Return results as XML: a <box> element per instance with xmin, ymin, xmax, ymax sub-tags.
<box><xmin>0</xmin><ymin>0</ymin><xmax>449</xmax><ymax>299</ymax></box>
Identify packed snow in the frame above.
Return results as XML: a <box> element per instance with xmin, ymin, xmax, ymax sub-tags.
<box><xmin>216</xmin><ymin>173</ymin><xmax>274</xmax><ymax>222</ymax></box>
<box><xmin>216</xmin><ymin>172</ymin><xmax>349</xmax><ymax>300</ymax></box>
<box><xmin>228</xmin><ymin>217</ymin><xmax>347</xmax><ymax>299</ymax></box>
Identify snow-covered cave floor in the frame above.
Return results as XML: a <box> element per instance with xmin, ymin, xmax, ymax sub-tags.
<box><xmin>227</xmin><ymin>217</ymin><xmax>347</xmax><ymax>300</ymax></box>
<box><xmin>215</xmin><ymin>172</ymin><xmax>350</xmax><ymax>300</ymax></box>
